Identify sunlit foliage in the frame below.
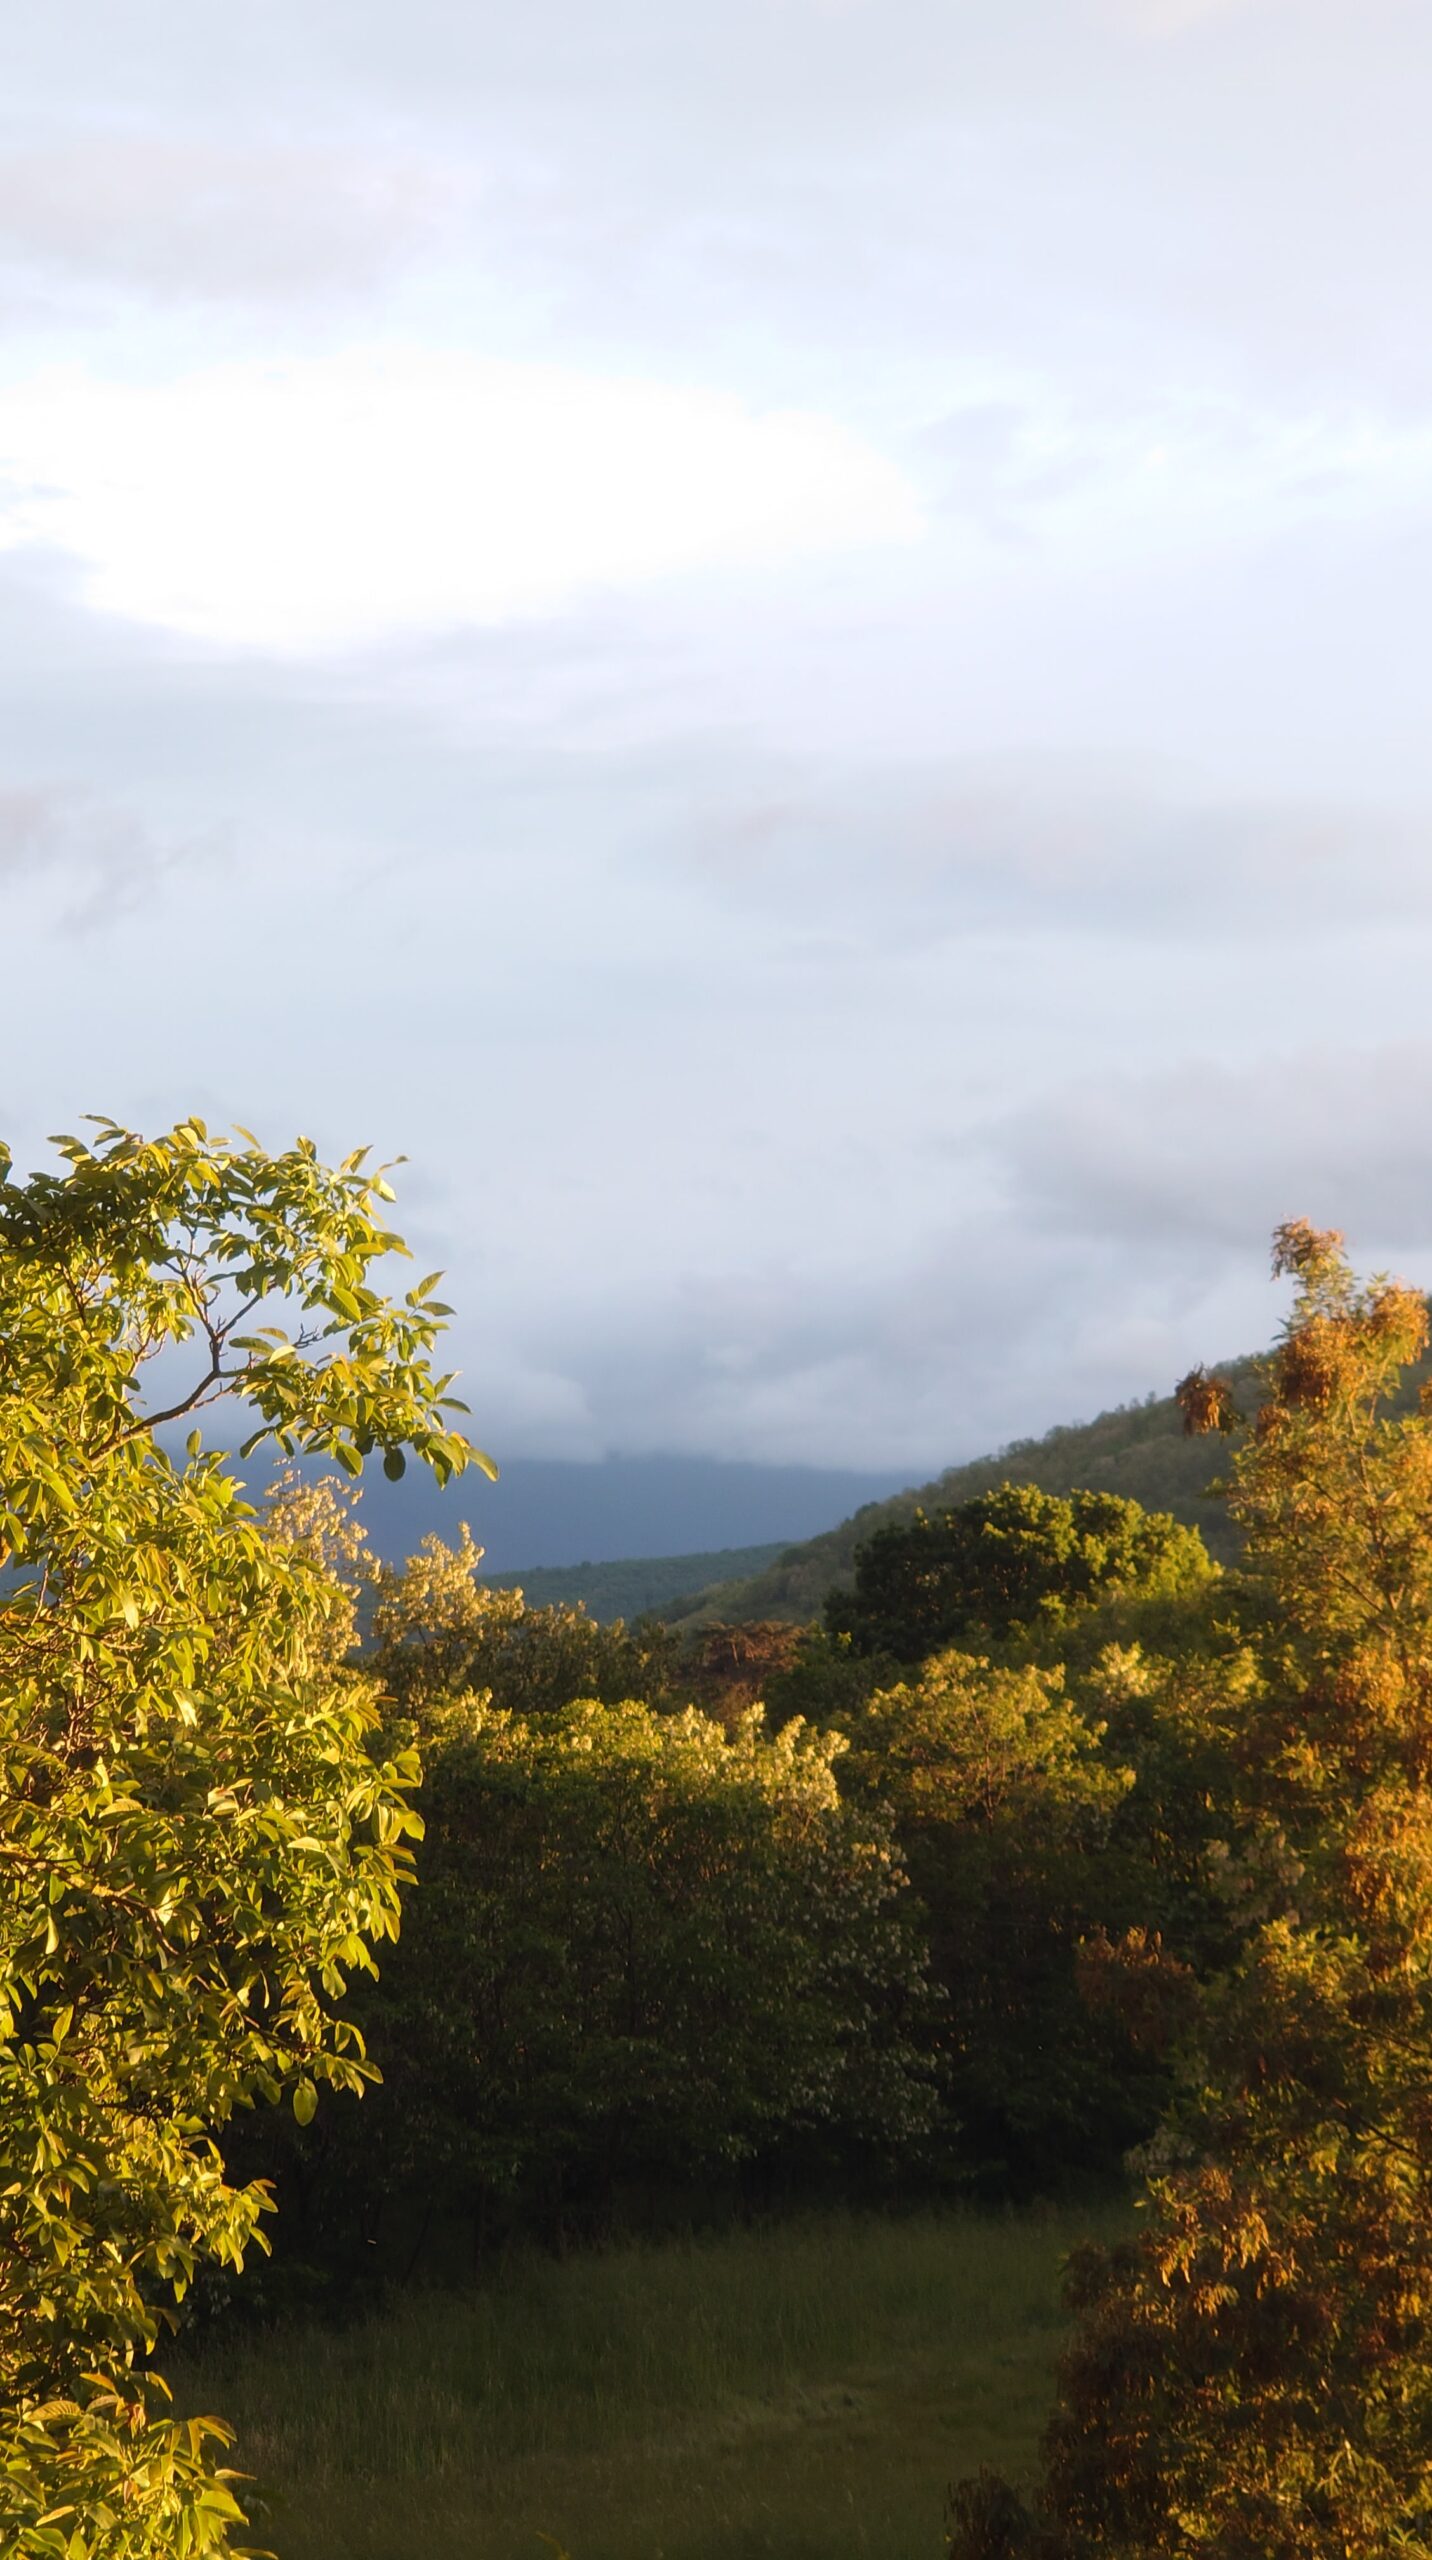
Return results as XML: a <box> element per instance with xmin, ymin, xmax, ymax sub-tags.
<box><xmin>0</xmin><ymin>1119</ymin><xmax>483</xmax><ymax>2555</ymax></box>
<box><xmin>368</xmin><ymin>1524</ymin><xmax>676</xmax><ymax>1720</ymax></box>
<box><xmin>826</xmin><ymin>1484</ymin><xmax>1212</xmax><ymax>1665</ymax></box>
<box><xmin>305</xmin><ymin>1696</ymin><xmax>932</xmax><ymax>2258</ymax></box>
<box><xmin>950</xmin><ymin>1225</ymin><xmax>1432</xmax><ymax>2559</ymax></box>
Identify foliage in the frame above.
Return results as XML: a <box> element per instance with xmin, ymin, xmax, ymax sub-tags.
<box><xmin>762</xmin><ymin>1624</ymin><xmax>896</xmax><ymax>1732</ymax></box>
<box><xmin>950</xmin><ymin>1223</ymin><xmax>1432</xmax><ymax>2559</ymax></box>
<box><xmin>306</xmin><ymin>1696</ymin><xmax>932</xmax><ymax>2252</ymax></box>
<box><xmin>842</xmin><ymin>1651</ymin><xmax>1166</xmax><ymax>2185</ymax></box>
<box><xmin>825</xmin><ymin>1484</ymin><xmax>1213</xmax><ymax>1665</ymax></box>
<box><xmin>367</xmin><ymin>1527</ymin><xmax>677</xmax><ymax>1719</ymax></box>
<box><xmin>0</xmin><ymin>1118</ymin><xmax>483</xmax><ymax>2556</ymax></box>
<box><xmin>1077</xmin><ymin>1633</ymin><xmax>1258</xmax><ymax>1984</ymax></box>
<box><xmin>673</xmin><ymin>1620</ymin><xmax>810</xmax><ymax>1729</ymax></box>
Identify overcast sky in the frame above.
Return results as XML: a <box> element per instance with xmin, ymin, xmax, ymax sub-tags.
<box><xmin>4</xmin><ymin>0</ymin><xmax>1430</xmax><ymax>1472</ymax></box>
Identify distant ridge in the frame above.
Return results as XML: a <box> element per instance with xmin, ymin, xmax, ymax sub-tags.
<box><xmin>664</xmin><ymin>1358</ymin><xmax>1272</xmax><ymax>1628</ymax></box>
<box><xmin>335</xmin><ymin>1452</ymin><xmax>911</xmax><ymax>1574</ymax></box>
<box><xmin>483</xmin><ymin>1543</ymin><xmax>790</xmax><ymax>1623</ymax></box>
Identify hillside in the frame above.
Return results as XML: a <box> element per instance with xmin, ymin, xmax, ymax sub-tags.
<box><xmin>481</xmin><ymin>1542</ymin><xmax>790</xmax><ymax>1622</ymax></box>
<box><xmin>666</xmin><ymin>1358</ymin><xmax>1272</xmax><ymax>1628</ymax></box>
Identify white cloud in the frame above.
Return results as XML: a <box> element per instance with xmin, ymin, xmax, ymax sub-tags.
<box><xmin>0</xmin><ymin>350</ymin><xmax>923</xmax><ymax>653</ymax></box>
<box><xmin>996</xmin><ymin>1046</ymin><xmax>1432</xmax><ymax>1258</ymax></box>
<box><xmin>4</xmin><ymin>1</ymin><xmax>1432</xmax><ymax>1483</ymax></box>
<box><xmin>1097</xmin><ymin>0</ymin><xmax>1275</xmax><ymax>31</ymax></box>
<box><xmin>0</xmin><ymin>134</ymin><xmax>450</xmax><ymax>303</ymax></box>
<box><xmin>0</xmin><ymin>783</ymin><xmax>192</xmax><ymax>929</ymax></box>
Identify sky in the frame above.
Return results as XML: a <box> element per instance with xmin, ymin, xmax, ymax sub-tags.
<box><xmin>4</xmin><ymin>0</ymin><xmax>1432</xmax><ymax>1476</ymax></box>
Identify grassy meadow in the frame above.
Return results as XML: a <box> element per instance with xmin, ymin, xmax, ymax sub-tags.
<box><xmin>169</xmin><ymin>2202</ymin><xmax>1127</xmax><ymax>2560</ymax></box>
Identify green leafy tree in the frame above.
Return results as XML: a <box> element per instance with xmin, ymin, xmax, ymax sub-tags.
<box><xmin>950</xmin><ymin>1223</ymin><xmax>1432</xmax><ymax>2560</ymax></box>
<box><xmin>761</xmin><ymin>1624</ymin><xmax>894</xmax><ymax>1733</ymax></box>
<box><xmin>0</xmin><ymin>1118</ymin><xmax>486</xmax><ymax>2556</ymax></box>
<box><xmin>319</xmin><ymin>1696</ymin><xmax>931</xmax><ymax>2255</ymax></box>
<box><xmin>827</xmin><ymin>1483</ymin><xmax>1212</xmax><ymax>1666</ymax></box>
<box><xmin>843</xmin><ymin>1651</ymin><xmax>1161</xmax><ymax>2185</ymax></box>
<box><xmin>367</xmin><ymin>1526</ymin><xmax>677</xmax><ymax>1721</ymax></box>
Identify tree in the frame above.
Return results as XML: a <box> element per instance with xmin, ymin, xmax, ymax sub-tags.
<box><xmin>0</xmin><ymin>1118</ymin><xmax>485</xmax><ymax>2556</ymax></box>
<box><xmin>367</xmin><ymin>1525</ymin><xmax>679</xmax><ymax>1719</ymax></box>
<box><xmin>842</xmin><ymin>1651</ymin><xmax>1158</xmax><ymax>2186</ymax></box>
<box><xmin>674</xmin><ymin>1620</ymin><xmax>809</xmax><ymax>1730</ymax></box>
<box><xmin>313</xmin><ymin>1696</ymin><xmax>932</xmax><ymax>2256</ymax></box>
<box><xmin>950</xmin><ymin>1223</ymin><xmax>1432</xmax><ymax>2560</ymax></box>
<box><xmin>826</xmin><ymin>1483</ymin><xmax>1212</xmax><ymax>1666</ymax></box>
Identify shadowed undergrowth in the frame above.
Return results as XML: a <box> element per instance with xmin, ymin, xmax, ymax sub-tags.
<box><xmin>169</xmin><ymin>2203</ymin><xmax>1127</xmax><ymax>2560</ymax></box>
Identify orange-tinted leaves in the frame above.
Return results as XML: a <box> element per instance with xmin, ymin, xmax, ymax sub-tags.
<box><xmin>1176</xmin><ymin>1367</ymin><xmax>1241</xmax><ymax>1437</ymax></box>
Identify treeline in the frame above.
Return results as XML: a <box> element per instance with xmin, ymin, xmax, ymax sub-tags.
<box><xmin>229</xmin><ymin>1476</ymin><xmax>1255</xmax><ymax>2293</ymax></box>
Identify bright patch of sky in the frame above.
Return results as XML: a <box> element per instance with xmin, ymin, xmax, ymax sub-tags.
<box><xmin>0</xmin><ymin>356</ymin><xmax>922</xmax><ymax>649</ymax></box>
<box><xmin>4</xmin><ymin>0</ymin><xmax>1431</xmax><ymax>1476</ymax></box>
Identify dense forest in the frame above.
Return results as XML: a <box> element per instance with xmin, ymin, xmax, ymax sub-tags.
<box><xmin>7</xmin><ymin>1124</ymin><xmax>1432</xmax><ymax>2559</ymax></box>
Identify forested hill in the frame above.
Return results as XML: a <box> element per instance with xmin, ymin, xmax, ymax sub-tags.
<box><xmin>667</xmin><ymin>1358</ymin><xmax>1270</xmax><ymax>1627</ymax></box>
<box><xmin>482</xmin><ymin>1543</ymin><xmax>790</xmax><ymax>1622</ymax></box>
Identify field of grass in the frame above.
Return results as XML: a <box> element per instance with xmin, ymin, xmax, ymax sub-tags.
<box><xmin>169</xmin><ymin>2202</ymin><xmax>1127</xmax><ymax>2560</ymax></box>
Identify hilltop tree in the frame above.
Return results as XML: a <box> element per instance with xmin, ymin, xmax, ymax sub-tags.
<box><xmin>0</xmin><ymin>1118</ymin><xmax>485</xmax><ymax>2556</ymax></box>
<box><xmin>950</xmin><ymin>1223</ymin><xmax>1432</xmax><ymax>2560</ymax></box>
<box><xmin>826</xmin><ymin>1483</ymin><xmax>1211</xmax><ymax>1666</ymax></box>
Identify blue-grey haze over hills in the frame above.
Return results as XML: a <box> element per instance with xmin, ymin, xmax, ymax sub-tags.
<box><xmin>347</xmin><ymin>1452</ymin><xmax>910</xmax><ymax>1574</ymax></box>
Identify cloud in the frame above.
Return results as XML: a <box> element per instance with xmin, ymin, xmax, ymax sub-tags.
<box><xmin>505</xmin><ymin>1039</ymin><xmax>1432</xmax><ymax>1470</ymax></box>
<box><xmin>1098</xmin><ymin>0</ymin><xmax>1263</xmax><ymax>30</ymax></box>
<box><xmin>0</xmin><ymin>785</ymin><xmax>188</xmax><ymax>929</ymax></box>
<box><xmin>0</xmin><ymin>352</ymin><xmax>922</xmax><ymax>652</ymax></box>
<box><xmin>671</xmin><ymin>757</ymin><xmax>1432</xmax><ymax>949</ymax></box>
<box><xmin>995</xmin><ymin>1045</ymin><xmax>1432</xmax><ymax>1260</ymax></box>
<box><xmin>0</xmin><ymin>134</ymin><xmax>451</xmax><ymax>306</ymax></box>
<box><xmin>3</xmin><ymin>1</ymin><xmax>1432</xmax><ymax>1487</ymax></box>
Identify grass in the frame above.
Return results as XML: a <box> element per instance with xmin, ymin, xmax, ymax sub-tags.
<box><xmin>168</xmin><ymin>2202</ymin><xmax>1127</xmax><ymax>2560</ymax></box>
